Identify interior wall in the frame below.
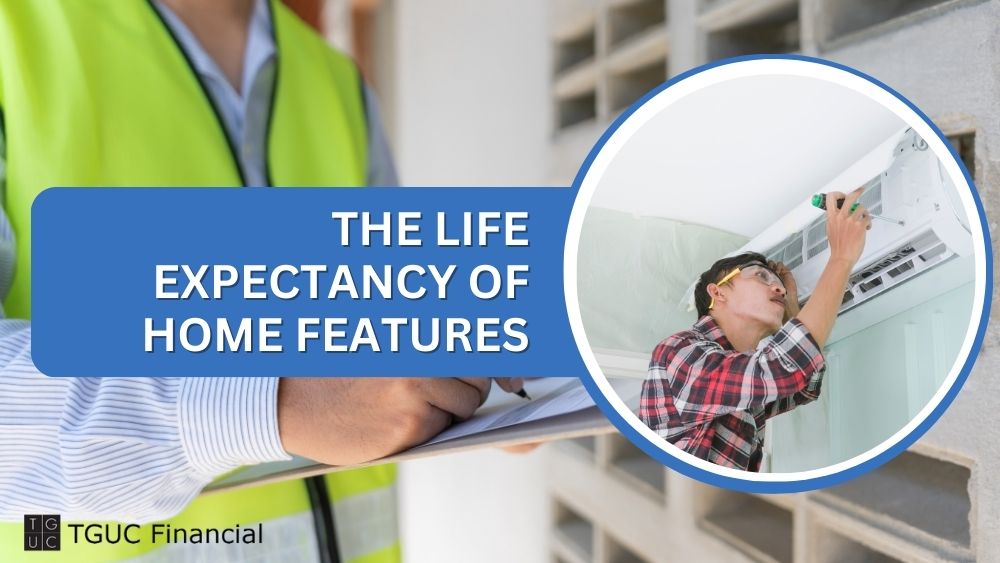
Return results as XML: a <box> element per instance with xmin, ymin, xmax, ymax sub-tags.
<box><xmin>770</xmin><ymin>279</ymin><xmax>975</xmax><ymax>472</ymax></box>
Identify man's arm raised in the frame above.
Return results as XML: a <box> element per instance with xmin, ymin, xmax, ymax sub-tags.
<box><xmin>796</xmin><ymin>187</ymin><xmax>872</xmax><ymax>348</ymax></box>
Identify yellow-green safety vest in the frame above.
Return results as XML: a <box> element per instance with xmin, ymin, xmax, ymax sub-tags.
<box><xmin>0</xmin><ymin>0</ymin><xmax>397</xmax><ymax>561</ymax></box>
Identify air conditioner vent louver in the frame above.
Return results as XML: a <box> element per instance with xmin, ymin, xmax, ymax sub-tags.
<box><xmin>919</xmin><ymin>243</ymin><xmax>947</xmax><ymax>262</ymax></box>
<box><xmin>766</xmin><ymin>232</ymin><xmax>804</xmax><ymax>270</ymax></box>
<box><xmin>886</xmin><ymin>261</ymin><xmax>914</xmax><ymax>277</ymax></box>
<box><xmin>807</xmin><ymin>238</ymin><xmax>828</xmax><ymax>259</ymax></box>
<box><xmin>859</xmin><ymin>177</ymin><xmax>882</xmax><ymax>210</ymax></box>
<box><xmin>806</xmin><ymin>219</ymin><xmax>827</xmax><ymax>248</ymax></box>
<box><xmin>838</xmin><ymin>230</ymin><xmax>955</xmax><ymax>313</ymax></box>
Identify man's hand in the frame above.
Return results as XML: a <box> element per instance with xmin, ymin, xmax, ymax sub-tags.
<box><xmin>826</xmin><ymin>187</ymin><xmax>872</xmax><ymax>267</ymax></box>
<box><xmin>277</xmin><ymin>377</ymin><xmax>492</xmax><ymax>466</ymax></box>
<box><xmin>769</xmin><ymin>260</ymin><xmax>799</xmax><ymax>323</ymax></box>
<box><xmin>494</xmin><ymin>377</ymin><xmax>525</xmax><ymax>394</ymax></box>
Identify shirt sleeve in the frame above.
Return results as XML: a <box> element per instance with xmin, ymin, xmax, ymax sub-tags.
<box><xmin>0</xmin><ymin>351</ymin><xmax>291</xmax><ymax>522</ymax></box>
<box><xmin>757</xmin><ymin>352</ymin><xmax>825</xmax><ymax>420</ymax></box>
<box><xmin>362</xmin><ymin>84</ymin><xmax>399</xmax><ymax>187</ymax></box>
<box><xmin>641</xmin><ymin>318</ymin><xmax>826</xmax><ymax>436</ymax></box>
<box><xmin>0</xmin><ymin>186</ymin><xmax>291</xmax><ymax>523</ymax></box>
<box><xmin>0</xmin><ymin>344</ymin><xmax>291</xmax><ymax>523</ymax></box>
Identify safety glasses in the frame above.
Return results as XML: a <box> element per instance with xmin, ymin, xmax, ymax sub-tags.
<box><xmin>707</xmin><ymin>262</ymin><xmax>784</xmax><ymax>310</ymax></box>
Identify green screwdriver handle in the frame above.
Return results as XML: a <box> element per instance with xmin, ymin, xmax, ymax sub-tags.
<box><xmin>811</xmin><ymin>193</ymin><xmax>859</xmax><ymax>213</ymax></box>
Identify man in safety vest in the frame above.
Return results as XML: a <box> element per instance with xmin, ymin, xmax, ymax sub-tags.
<box><xmin>0</xmin><ymin>1</ymin><xmax>521</xmax><ymax>561</ymax></box>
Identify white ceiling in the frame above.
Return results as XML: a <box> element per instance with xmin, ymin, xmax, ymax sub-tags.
<box><xmin>590</xmin><ymin>74</ymin><xmax>906</xmax><ymax>237</ymax></box>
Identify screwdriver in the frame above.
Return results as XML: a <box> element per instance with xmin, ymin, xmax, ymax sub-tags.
<box><xmin>811</xmin><ymin>193</ymin><xmax>904</xmax><ymax>226</ymax></box>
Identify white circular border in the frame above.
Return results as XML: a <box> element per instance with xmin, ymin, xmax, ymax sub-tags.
<box><xmin>564</xmin><ymin>57</ymin><xmax>990</xmax><ymax>487</ymax></box>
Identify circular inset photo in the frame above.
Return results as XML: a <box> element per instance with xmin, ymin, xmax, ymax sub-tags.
<box><xmin>564</xmin><ymin>56</ymin><xmax>991</xmax><ymax>492</ymax></box>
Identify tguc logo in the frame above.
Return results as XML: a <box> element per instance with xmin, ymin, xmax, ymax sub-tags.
<box><xmin>24</xmin><ymin>514</ymin><xmax>61</xmax><ymax>551</ymax></box>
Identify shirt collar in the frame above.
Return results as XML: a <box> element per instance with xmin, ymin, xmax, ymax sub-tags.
<box><xmin>153</xmin><ymin>0</ymin><xmax>276</xmax><ymax>101</ymax></box>
<box><xmin>241</xmin><ymin>0</ymin><xmax>276</xmax><ymax>97</ymax></box>
<box><xmin>691</xmin><ymin>315</ymin><xmax>735</xmax><ymax>351</ymax></box>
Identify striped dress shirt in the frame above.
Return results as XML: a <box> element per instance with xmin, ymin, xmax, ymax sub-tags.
<box><xmin>0</xmin><ymin>0</ymin><xmax>397</xmax><ymax>522</ymax></box>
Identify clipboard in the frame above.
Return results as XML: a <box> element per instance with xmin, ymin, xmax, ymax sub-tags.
<box><xmin>203</xmin><ymin>377</ymin><xmax>642</xmax><ymax>495</ymax></box>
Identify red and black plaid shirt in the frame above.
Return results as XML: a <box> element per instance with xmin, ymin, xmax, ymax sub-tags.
<box><xmin>640</xmin><ymin>316</ymin><xmax>826</xmax><ymax>471</ymax></box>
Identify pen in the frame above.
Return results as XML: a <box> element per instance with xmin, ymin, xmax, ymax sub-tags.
<box><xmin>515</xmin><ymin>388</ymin><xmax>532</xmax><ymax>400</ymax></box>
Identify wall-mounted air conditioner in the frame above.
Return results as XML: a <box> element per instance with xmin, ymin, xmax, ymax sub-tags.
<box><xmin>683</xmin><ymin>128</ymin><xmax>973</xmax><ymax>315</ymax></box>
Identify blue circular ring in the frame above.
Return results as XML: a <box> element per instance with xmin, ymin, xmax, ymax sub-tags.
<box><xmin>570</xmin><ymin>54</ymin><xmax>993</xmax><ymax>493</ymax></box>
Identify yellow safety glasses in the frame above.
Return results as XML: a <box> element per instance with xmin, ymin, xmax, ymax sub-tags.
<box><xmin>707</xmin><ymin>262</ymin><xmax>785</xmax><ymax>310</ymax></box>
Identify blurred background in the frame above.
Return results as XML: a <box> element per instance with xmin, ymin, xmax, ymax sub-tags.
<box><xmin>289</xmin><ymin>0</ymin><xmax>997</xmax><ymax>561</ymax></box>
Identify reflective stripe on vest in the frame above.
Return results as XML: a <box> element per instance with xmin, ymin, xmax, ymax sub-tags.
<box><xmin>0</xmin><ymin>1</ymin><xmax>395</xmax><ymax>561</ymax></box>
<box><xmin>327</xmin><ymin>466</ymin><xmax>401</xmax><ymax>562</ymax></box>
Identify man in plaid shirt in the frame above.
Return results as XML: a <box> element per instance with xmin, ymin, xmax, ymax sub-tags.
<box><xmin>641</xmin><ymin>188</ymin><xmax>873</xmax><ymax>471</ymax></box>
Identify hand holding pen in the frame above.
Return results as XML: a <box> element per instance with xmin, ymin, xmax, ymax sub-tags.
<box><xmin>495</xmin><ymin>377</ymin><xmax>532</xmax><ymax>400</ymax></box>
